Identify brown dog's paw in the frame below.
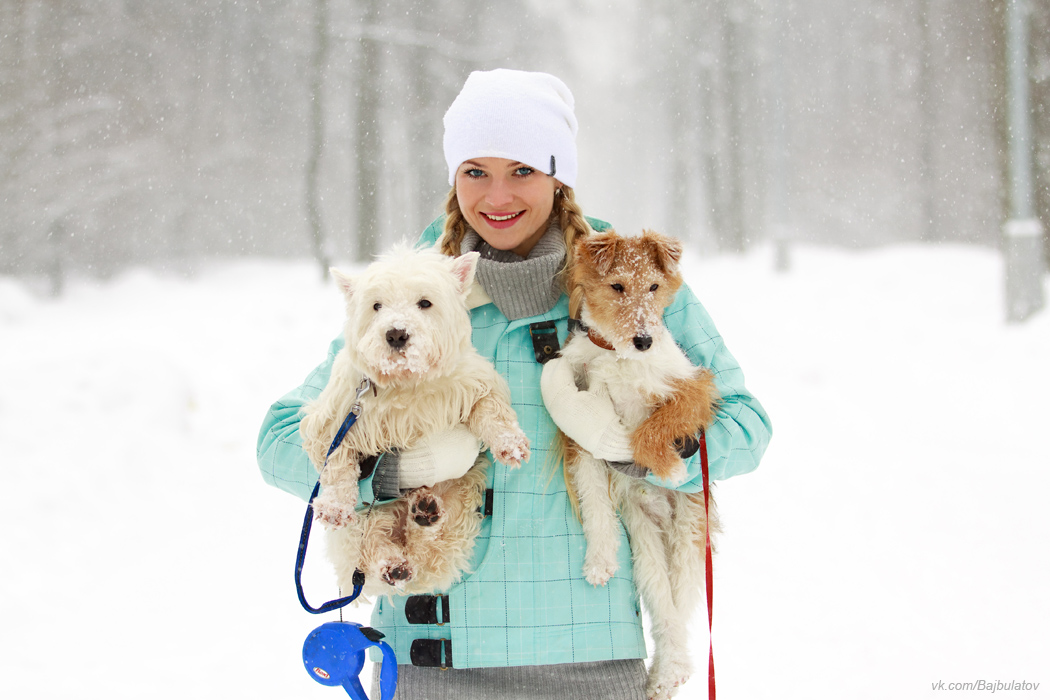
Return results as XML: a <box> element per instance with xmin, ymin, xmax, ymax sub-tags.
<box><xmin>631</xmin><ymin>430</ymin><xmax>682</xmax><ymax>480</ymax></box>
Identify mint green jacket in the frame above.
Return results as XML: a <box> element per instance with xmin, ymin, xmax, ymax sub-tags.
<box><xmin>257</xmin><ymin>217</ymin><xmax>772</xmax><ymax>668</ymax></box>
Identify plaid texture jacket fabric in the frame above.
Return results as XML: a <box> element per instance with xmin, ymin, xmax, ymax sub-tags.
<box><xmin>256</xmin><ymin>216</ymin><xmax>772</xmax><ymax>669</ymax></box>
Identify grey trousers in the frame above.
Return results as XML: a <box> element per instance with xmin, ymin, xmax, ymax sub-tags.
<box><xmin>372</xmin><ymin>659</ymin><xmax>647</xmax><ymax>699</ymax></box>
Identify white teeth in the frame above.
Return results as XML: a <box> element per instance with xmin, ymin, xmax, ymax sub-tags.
<box><xmin>486</xmin><ymin>212</ymin><xmax>519</xmax><ymax>221</ymax></box>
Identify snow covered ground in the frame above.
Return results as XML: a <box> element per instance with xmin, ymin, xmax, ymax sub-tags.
<box><xmin>1</xmin><ymin>243</ymin><xmax>1047</xmax><ymax>699</ymax></box>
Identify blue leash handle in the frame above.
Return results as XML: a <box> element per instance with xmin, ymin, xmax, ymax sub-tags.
<box><xmin>303</xmin><ymin>622</ymin><xmax>398</xmax><ymax>700</ymax></box>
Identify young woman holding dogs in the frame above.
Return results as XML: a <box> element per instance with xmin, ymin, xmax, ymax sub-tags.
<box><xmin>258</xmin><ymin>68</ymin><xmax>772</xmax><ymax>700</ymax></box>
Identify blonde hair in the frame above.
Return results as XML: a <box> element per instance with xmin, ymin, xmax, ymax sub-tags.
<box><xmin>436</xmin><ymin>185</ymin><xmax>593</xmax><ymax>317</ymax></box>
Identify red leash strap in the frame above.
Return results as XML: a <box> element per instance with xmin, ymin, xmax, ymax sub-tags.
<box><xmin>700</xmin><ymin>431</ymin><xmax>715</xmax><ymax>700</ymax></box>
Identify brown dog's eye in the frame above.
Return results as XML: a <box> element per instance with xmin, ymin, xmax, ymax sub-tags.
<box><xmin>649</xmin><ymin>284</ymin><xmax>659</xmax><ymax>292</ymax></box>
<box><xmin>418</xmin><ymin>299</ymin><xmax>432</xmax><ymax>309</ymax></box>
<box><xmin>611</xmin><ymin>283</ymin><xmax>625</xmax><ymax>293</ymax></box>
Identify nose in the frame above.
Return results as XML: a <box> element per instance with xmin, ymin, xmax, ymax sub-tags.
<box><xmin>484</xmin><ymin>177</ymin><xmax>514</xmax><ymax>207</ymax></box>
<box><xmin>386</xmin><ymin>328</ymin><xmax>409</xmax><ymax>350</ymax></box>
<box><xmin>632</xmin><ymin>335</ymin><xmax>653</xmax><ymax>352</ymax></box>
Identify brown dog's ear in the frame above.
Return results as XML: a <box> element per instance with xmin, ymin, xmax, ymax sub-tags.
<box><xmin>577</xmin><ymin>230</ymin><xmax>621</xmax><ymax>276</ymax></box>
<box><xmin>640</xmin><ymin>229</ymin><xmax>683</xmax><ymax>274</ymax></box>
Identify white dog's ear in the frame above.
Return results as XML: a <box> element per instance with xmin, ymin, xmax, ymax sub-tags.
<box><xmin>330</xmin><ymin>268</ymin><xmax>355</xmax><ymax>298</ymax></box>
<box><xmin>449</xmin><ymin>252</ymin><xmax>480</xmax><ymax>295</ymax></box>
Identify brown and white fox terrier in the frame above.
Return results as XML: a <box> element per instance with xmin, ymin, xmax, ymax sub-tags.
<box><xmin>546</xmin><ymin>229</ymin><xmax>721</xmax><ymax>700</ymax></box>
<box><xmin>300</xmin><ymin>245</ymin><xmax>530</xmax><ymax>598</ymax></box>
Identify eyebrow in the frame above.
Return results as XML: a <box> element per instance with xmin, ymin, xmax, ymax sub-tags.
<box><xmin>461</xmin><ymin>160</ymin><xmax>526</xmax><ymax>169</ymax></box>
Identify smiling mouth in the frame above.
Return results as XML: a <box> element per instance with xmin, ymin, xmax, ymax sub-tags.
<box><xmin>483</xmin><ymin>211</ymin><xmax>523</xmax><ymax>222</ymax></box>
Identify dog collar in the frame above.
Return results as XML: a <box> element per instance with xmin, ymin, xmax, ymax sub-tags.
<box><xmin>569</xmin><ymin>317</ymin><xmax>616</xmax><ymax>352</ymax></box>
<box><xmin>586</xmin><ymin>328</ymin><xmax>616</xmax><ymax>352</ymax></box>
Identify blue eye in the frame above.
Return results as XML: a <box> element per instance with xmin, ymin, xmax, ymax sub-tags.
<box><xmin>515</xmin><ymin>166</ymin><xmax>535</xmax><ymax>177</ymax></box>
<box><xmin>463</xmin><ymin>168</ymin><xmax>485</xmax><ymax>179</ymax></box>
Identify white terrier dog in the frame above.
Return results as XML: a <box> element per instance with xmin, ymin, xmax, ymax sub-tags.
<box><xmin>542</xmin><ymin>229</ymin><xmax>721</xmax><ymax>700</ymax></box>
<box><xmin>301</xmin><ymin>246</ymin><xmax>529</xmax><ymax>597</ymax></box>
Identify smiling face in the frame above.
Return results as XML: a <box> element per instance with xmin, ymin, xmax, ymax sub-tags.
<box><xmin>454</xmin><ymin>157</ymin><xmax>559</xmax><ymax>257</ymax></box>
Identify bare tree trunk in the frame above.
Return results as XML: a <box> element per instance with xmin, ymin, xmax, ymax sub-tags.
<box><xmin>407</xmin><ymin>7</ymin><xmax>446</xmax><ymax>230</ymax></box>
<box><xmin>767</xmin><ymin>0</ymin><xmax>793</xmax><ymax>271</ymax></box>
<box><xmin>306</xmin><ymin>0</ymin><xmax>331</xmax><ymax>278</ymax></box>
<box><xmin>353</xmin><ymin>0</ymin><xmax>382</xmax><ymax>262</ymax></box>
<box><xmin>1031</xmin><ymin>0</ymin><xmax>1050</xmax><ymax>264</ymax></box>
<box><xmin>917</xmin><ymin>0</ymin><xmax>938</xmax><ymax>242</ymax></box>
<box><xmin>720</xmin><ymin>0</ymin><xmax>747</xmax><ymax>253</ymax></box>
<box><xmin>656</xmin><ymin>0</ymin><xmax>700</xmax><ymax>242</ymax></box>
<box><xmin>47</xmin><ymin>219</ymin><xmax>67</xmax><ymax>297</ymax></box>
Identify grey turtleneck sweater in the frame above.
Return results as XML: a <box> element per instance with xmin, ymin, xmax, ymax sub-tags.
<box><xmin>461</xmin><ymin>222</ymin><xmax>566</xmax><ymax>320</ymax></box>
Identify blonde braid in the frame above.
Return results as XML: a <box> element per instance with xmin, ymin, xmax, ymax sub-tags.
<box><xmin>556</xmin><ymin>186</ymin><xmax>593</xmax><ymax>319</ymax></box>
<box><xmin>437</xmin><ymin>186</ymin><xmax>468</xmax><ymax>257</ymax></box>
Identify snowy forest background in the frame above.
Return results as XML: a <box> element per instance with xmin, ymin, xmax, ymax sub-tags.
<box><xmin>3</xmin><ymin>0</ymin><xmax>1050</xmax><ymax>287</ymax></box>
<box><xmin>4</xmin><ymin>3</ymin><xmax>1050</xmax><ymax>698</ymax></box>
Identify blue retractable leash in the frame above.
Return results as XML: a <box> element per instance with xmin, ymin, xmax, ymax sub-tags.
<box><xmin>294</xmin><ymin>378</ymin><xmax>398</xmax><ymax>700</ymax></box>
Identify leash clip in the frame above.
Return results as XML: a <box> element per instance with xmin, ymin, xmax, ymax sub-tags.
<box><xmin>350</xmin><ymin>377</ymin><xmax>373</xmax><ymax>416</ymax></box>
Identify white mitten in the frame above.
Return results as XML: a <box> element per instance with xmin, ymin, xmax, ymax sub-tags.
<box><xmin>540</xmin><ymin>355</ymin><xmax>634</xmax><ymax>463</ymax></box>
<box><xmin>396</xmin><ymin>424</ymin><xmax>482</xmax><ymax>490</ymax></box>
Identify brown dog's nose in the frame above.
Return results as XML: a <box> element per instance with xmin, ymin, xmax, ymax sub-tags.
<box><xmin>633</xmin><ymin>335</ymin><xmax>653</xmax><ymax>351</ymax></box>
<box><xmin>386</xmin><ymin>328</ymin><xmax>410</xmax><ymax>349</ymax></box>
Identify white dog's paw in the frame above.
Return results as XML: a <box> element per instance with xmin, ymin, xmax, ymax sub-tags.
<box><xmin>584</xmin><ymin>562</ymin><xmax>618</xmax><ymax>587</ymax></box>
<box><xmin>583</xmin><ymin>548</ymin><xmax>619</xmax><ymax>586</ymax></box>
<box><xmin>646</xmin><ymin>656</ymin><xmax>692</xmax><ymax>700</ymax></box>
<box><xmin>378</xmin><ymin>558</ymin><xmax>414</xmax><ymax>588</ymax></box>
<box><xmin>312</xmin><ymin>493</ymin><xmax>356</xmax><ymax>529</ymax></box>
<box><xmin>491</xmin><ymin>427</ymin><xmax>530</xmax><ymax>469</ymax></box>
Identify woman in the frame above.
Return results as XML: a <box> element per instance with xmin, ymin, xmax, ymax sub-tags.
<box><xmin>257</xmin><ymin>68</ymin><xmax>771</xmax><ymax>699</ymax></box>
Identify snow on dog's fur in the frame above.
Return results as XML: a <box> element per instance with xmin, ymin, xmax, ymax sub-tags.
<box><xmin>300</xmin><ymin>245</ymin><xmax>530</xmax><ymax>597</ymax></box>
<box><xmin>549</xmin><ymin>229</ymin><xmax>721</xmax><ymax>700</ymax></box>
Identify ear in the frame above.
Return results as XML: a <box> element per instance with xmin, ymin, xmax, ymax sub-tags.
<box><xmin>641</xmin><ymin>229</ymin><xmax>683</xmax><ymax>274</ymax></box>
<box><xmin>450</xmin><ymin>251</ymin><xmax>480</xmax><ymax>295</ymax></box>
<box><xmin>577</xmin><ymin>230</ymin><xmax>621</xmax><ymax>276</ymax></box>
<box><xmin>330</xmin><ymin>268</ymin><xmax>355</xmax><ymax>298</ymax></box>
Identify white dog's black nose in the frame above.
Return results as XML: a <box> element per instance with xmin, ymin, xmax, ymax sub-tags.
<box><xmin>633</xmin><ymin>335</ymin><xmax>653</xmax><ymax>351</ymax></box>
<box><xmin>386</xmin><ymin>328</ymin><xmax>410</xmax><ymax>350</ymax></box>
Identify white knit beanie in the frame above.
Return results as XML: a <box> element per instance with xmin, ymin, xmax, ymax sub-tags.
<box><xmin>443</xmin><ymin>69</ymin><xmax>578</xmax><ymax>188</ymax></box>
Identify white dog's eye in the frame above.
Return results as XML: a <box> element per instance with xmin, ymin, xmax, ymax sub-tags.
<box><xmin>611</xmin><ymin>283</ymin><xmax>625</xmax><ymax>293</ymax></box>
<box><xmin>649</xmin><ymin>284</ymin><xmax>659</xmax><ymax>292</ymax></box>
<box><xmin>417</xmin><ymin>299</ymin><xmax>432</xmax><ymax>309</ymax></box>
<box><xmin>373</xmin><ymin>302</ymin><xmax>382</xmax><ymax>311</ymax></box>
